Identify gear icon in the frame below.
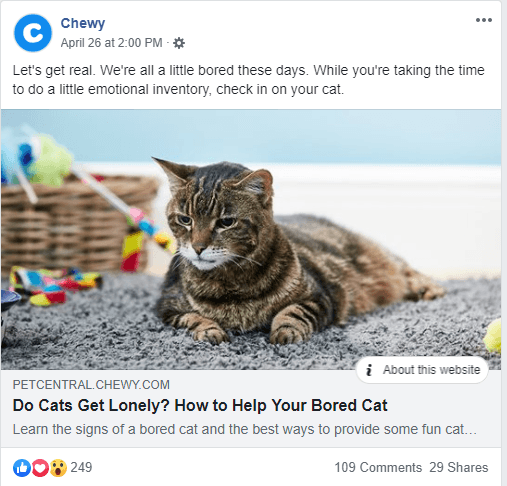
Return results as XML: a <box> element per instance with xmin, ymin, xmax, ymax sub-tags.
<box><xmin>173</xmin><ymin>37</ymin><xmax>185</xmax><ymax>49</ymax></box>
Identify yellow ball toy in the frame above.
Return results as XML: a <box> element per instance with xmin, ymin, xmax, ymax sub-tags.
<box><xmin>483</xmin><ymin>318</ymin><xmax>501</xmax><ymax>353</ymax></box>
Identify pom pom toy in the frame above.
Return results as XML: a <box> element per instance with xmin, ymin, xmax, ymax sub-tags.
<box><xmin>483</xmin><ymin>318</ymin><xmax>501</xmax><ymax>353</ymax></box>
<box><xmin>1</xmin><ymin>125</ymin><xmax>73</xmax><ymax>203</ymax></box>
<box><xmin>29</xmin><ymin>133</ymin><xmax>72</xmax><ymax>187</ymax></box>
<box><xmin>1</xmin><ymin>127</ymin><xmax>38</xmax><ymax>203</ymax></box>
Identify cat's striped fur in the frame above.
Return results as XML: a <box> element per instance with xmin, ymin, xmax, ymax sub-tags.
<box><xmin>155</xmin><ymin>159</ymin><xmax>446</xmax><ymax>345</ymax></box>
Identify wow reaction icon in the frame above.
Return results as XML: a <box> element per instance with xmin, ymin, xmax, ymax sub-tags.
<box><xmin>50</xmin><ymin>459</ymin><xmax>67</xmax><ymax>477</ymax></box>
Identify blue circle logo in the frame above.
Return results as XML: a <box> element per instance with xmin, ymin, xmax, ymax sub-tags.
<box><xmin>13</xmin><ymin>459</ymin><xmax>32</xmax><ymax>477</ymax></box>
<box><xmin>14</xmin><ymin>15</ymin><xmax>52</xmax><ymax>52</ymax></box>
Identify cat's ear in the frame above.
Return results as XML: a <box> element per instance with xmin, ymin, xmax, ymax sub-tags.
<box><xmin>233</xmin><ymin>169</ymin><xmax>273</xmax><ymax>205</ymax></box>
<box><xmin>152</xmin><ymin>157</ymin><xmax>197</xmax><ymax>195</ymax></box>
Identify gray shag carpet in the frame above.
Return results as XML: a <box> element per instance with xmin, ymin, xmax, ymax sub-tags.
<box><xmin>1</xmin><ymin>274</ymin><xmax>501</xmax><ymax>370</ymax></box>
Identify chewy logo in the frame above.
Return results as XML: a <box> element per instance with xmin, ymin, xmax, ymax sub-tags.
<box><xmin>14</xmin><ymin>14</ymin><xmax>52</xmax><ymax>52</ymax></box>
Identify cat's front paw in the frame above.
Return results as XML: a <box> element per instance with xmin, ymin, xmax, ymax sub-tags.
<box><xmin>194</xmin><ymin>326</ymin><xmax>230</xmax><ymax>345</ymax></box>
<box><xmin>179</xmin><ymin>313</ymin><xmax>230</xmax><ymax>345</ymax></box>
<box><xmin>270</xmin><ymin>322</ymin><xmax>306</xmax><ymax>345</ymax></box>
<box><xmin>270</xmin><ymin>304</ymin><xmax>317</xmax><ymax>345</ymax></box>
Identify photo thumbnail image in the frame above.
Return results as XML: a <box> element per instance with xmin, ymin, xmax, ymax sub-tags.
<box><xmin>0</xmin><ymin>109</ymin><xmax>500</xmax><ymax>370</ymax></box>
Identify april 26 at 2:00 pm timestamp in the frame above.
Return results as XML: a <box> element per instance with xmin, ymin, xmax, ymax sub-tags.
<box><xmin>62</xmin><ymin>37</ymin><xmax>168</xmax><ymax>49</ymax></box>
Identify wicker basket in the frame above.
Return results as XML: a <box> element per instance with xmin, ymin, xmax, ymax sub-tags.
<box><xmin>1</xmin><ymin>175</ymin><xmax>159</xmax><ymax>276</ymax></box>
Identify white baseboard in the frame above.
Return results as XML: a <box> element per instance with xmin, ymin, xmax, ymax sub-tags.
<box><xmin>82</xmin><ymin>163</ymin><xmax>501</xmax><ymax>278</ymax></box>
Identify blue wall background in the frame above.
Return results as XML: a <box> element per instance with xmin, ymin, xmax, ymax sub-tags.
<box><xmin>1</xmin><ymin>110</ymin><xmax>500</xmax><ymax>165</ymax></box>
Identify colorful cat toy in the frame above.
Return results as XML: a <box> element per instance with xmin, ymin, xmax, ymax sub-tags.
<box><xmin>9</xmin><ymin>266</ymin><xmax>102</xmax><ymax>306</ymax></box>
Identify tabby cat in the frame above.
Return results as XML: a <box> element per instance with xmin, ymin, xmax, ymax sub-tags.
<box><xmin>154</xmin><ymin>158</ymin><xmax>445</xmax><ymax>345</ymax></box>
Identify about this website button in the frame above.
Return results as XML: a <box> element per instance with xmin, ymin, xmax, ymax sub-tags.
<box><xmin>356</xmin><ymin>357</ymin><xmax>488</xmax><ymax>384</ymax></box>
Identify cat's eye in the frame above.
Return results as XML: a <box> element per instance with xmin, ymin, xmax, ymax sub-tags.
<box><xmin>218</xmin><ymin>217</ymin><xmax>236</xmax><ymax>228</ymax></box>
<box><xmin>178</xmin><ymin>215</ymin><xmax>192</xmax><ymax>226</ymax></box>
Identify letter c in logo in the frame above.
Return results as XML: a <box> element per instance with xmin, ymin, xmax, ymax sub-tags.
<box><xmin>15</xmin><ymin>14</ymin><xmax>52</xmax><ymax>52</ymax></box>
<box><xmin>23</xmin><ymin>23</ymin><xmax>43</xmax><ymax>43</ymax></box>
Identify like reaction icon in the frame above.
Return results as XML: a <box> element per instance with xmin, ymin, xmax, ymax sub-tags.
<box><xmin>13</xmin><ymin>459</ymin><xmax>31</xmax><ymax>477</ymax></box>
<box><xmin>32</xmin><ymin>459</ymin><xmax>50</xmax><ymax>477</ymax></box>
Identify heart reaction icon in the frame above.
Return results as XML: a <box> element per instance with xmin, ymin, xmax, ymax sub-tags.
<box><xmin>32</xmin><ymin>459</ymin><xmax>49</xmax><ymax>477</ymax></box>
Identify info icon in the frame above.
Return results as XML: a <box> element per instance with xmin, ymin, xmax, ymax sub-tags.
<box><xmin>32</xmin><ymin>459</ymin><xmax>50</xmax><ymax>477</ymax></box>
<box><xmin>13</xmin><ymin>459</ymin><xmax>31</xmax><ymax>477</ymax></box>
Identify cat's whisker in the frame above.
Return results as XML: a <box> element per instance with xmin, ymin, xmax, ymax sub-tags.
<box><xmin>228</xmin><ymin>252</ymin><xmax>263</xmax><ymax>267</ymax></box>
<box><xmin>171</xmin><ymin>256</ymin><xmax>186</xmax><ymax>271</ymax></box>
<box><xmin>229</xmin><ymin>259</ymin><xmax>246</xmax><ymax>272</ymax></box>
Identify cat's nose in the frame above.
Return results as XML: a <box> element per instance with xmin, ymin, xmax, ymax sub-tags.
<box><xmin>192</xmin><ymin>243</ymin><xmax>207</xmax><ymax>256</ymax></box>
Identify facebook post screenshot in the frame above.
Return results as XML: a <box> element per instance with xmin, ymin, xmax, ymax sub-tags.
<box><xmin>0</xmin><ymin>1</ymin><xmax>502</xmax><ymax>484</ymax></box>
